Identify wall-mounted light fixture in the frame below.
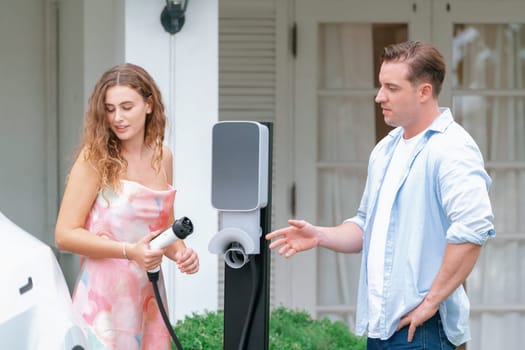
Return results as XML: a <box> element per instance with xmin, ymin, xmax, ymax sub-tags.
<box><xmin>160</xmin><ymin>0</ymin><xmax>190</xmax><ymax>35</ymax></box>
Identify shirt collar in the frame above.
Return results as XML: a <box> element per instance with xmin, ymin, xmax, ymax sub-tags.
<box><xmin>387</xmin><ymin>107</ymin><xmax>454</xmax><ymax>139</ymax></box>
<box><xmin>428</xmin><ymin>107</ymin><xmax>454</xmax><ymax>133</ymax></box>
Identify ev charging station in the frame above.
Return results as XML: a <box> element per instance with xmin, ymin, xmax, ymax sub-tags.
<box><xmin>208</xmin><ymin>121</ymin><xmax>272</xmax><ymax>350</ymax></box>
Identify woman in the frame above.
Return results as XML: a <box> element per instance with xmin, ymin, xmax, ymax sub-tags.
<box><xmin>55</xmin><ymin>63</ymin><xmax>199</xmax><ymax>349</ymax></box>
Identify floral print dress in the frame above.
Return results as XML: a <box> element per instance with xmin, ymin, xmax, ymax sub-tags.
<box><xmin>72</xmin><ymin>179</ymin><xmax>176</xmax><ymax>350</ymax></box>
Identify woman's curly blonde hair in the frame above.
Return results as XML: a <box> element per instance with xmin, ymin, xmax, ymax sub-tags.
<box><xmin>79</xmin><ymin>63</ymin><xmax>167</xmax><ymax>193</ymax></box>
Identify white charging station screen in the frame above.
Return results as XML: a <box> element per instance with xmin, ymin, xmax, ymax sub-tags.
<box><xmin>212</xmin><ymin>122</ymin><xmax>260</xmax><ymax>210</ymax></box>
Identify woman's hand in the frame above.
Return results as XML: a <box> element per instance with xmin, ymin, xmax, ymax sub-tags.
<box><xmin>165</xmin><ymin>243</ymin><xmax>199</xmax><ymax>274</ymax></box>
<box><xmin>127</xmin><ymin>231</ymin><xmax>166</xmax><ymax>271</ymax></box>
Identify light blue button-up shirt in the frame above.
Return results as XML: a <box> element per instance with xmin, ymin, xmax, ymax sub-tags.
<box><xmin>346</xmin><ymin>108</ymin><xmax>495</xmax><ymax>346</ymax></box>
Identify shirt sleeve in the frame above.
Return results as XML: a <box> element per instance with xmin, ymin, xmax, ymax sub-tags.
<box><xmin>438</xmin><ymin>134</ymin><xmax>495</xmax><ymax>245</ymax></box>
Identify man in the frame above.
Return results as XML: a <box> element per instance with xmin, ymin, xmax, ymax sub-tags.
<box><xmin>266</xmin><ymin>41</ymin><xmax>495</xmax><ymax>349</ymax></box>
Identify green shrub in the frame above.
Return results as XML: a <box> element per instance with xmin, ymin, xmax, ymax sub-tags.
<box><xmin>173</xmin><ymin>307</ymin><xmax>366</xmax><ymax>350</ymax></box>
<box><xmin>172</xmin><ymin>309</ymin><xmax>225</xmax><ymax>350</ymax></box>
<box><xmin>269</xmin><ymin>307</ymin><xmax>366</xmax><ymax>350</ymax></box>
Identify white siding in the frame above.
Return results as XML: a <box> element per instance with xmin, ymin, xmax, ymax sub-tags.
<box><xmin>218</xmin><ymin>0</ymin><xmax>278</xmax><ymax>308</ymax></box>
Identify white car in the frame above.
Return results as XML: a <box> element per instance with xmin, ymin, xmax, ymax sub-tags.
<box><xmin>0</xmin><ymin>211</ymin><xmax>88</xmax><ymax>349</ymax></box>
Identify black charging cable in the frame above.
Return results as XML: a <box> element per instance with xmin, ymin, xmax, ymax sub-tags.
<box><xmin>148</xmin><ymin>270</ymin><xmax>184</xmax><ymax>350</ymax></box>
<box><xmin>146</xmin><ymin>217</ymin><xmax>194</xmax><ymax>350</ymax></box>
<box><xmin>238</xmin><ymin>256</ymin><xmax>261</xmax><ymax>350</ymax></box>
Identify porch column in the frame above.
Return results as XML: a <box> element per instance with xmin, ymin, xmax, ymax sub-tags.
<box><xmin>123</xmin><ymin>0</ymin><xmax>218</xmax><ymax>321</ymax></box>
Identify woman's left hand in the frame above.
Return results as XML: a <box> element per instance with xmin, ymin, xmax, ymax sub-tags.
<box><xmin>171</xmin><ymin>247</ymin><xmax>199</xmax><ymax>274</ymax></box>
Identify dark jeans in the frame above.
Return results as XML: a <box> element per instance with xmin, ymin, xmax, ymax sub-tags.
<box><xmin>366</xmin><ymin>313</ymin><xmax>456</xmax><ymax>350</ymax></box>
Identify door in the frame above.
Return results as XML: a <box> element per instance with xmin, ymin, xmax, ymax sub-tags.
<box><xmin>0</xmin><ymin>1</ymin><xmax>58</xmax><ymax>247</ymax></box>
<box><xmin>293</xmin><ymin>0</ymin><xmax>431</xmax><ymax>328</ymax></box>
<box><xmin>433</xmin><ymin>1</ymin><xmax>525</xmax><ymax>349</ymax></box>
<box><xmin>293</xmin><ymin>0</ymin><xmax>525</xmax><ymax>347</ymax></box>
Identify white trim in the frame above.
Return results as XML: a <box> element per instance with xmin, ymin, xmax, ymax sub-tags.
<box><xmin>293</xmin><ymin>0</ymin><xmax>321</xmax><ymax>315</ymax></box>
<box><xmin>271</xmin><ymin>0</ymin><xmax>297</xmax><ymax>308</ymax></box>
<box><xmin>45</xmin><ymin>0</ymin><xmax>59</xmax><ymax>246</ymax></box>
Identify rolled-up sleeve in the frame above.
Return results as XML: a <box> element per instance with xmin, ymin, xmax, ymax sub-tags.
<box><xmin>438</xmin><ymin>136</ymin><xmax>495</xmax><ymax>245</ymax></box>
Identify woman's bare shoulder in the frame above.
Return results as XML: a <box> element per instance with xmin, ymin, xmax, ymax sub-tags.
<box><xmin>162</xmin><ymin>145</ymin><xmax>173</xmax><ymax>185</ymax></box>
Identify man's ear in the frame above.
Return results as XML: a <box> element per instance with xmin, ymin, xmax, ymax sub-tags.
<box><xmin>419</xmin><ymin>83</ymin><xmax>433</xmax><ymax>101</ymax></box>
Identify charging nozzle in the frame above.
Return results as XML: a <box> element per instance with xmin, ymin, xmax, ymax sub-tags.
<box><xmin>172</xmin><ymin>216</ymin><xmax>193</xmax><ymax>239</ymax></box>
<box><xmin>149</xmin><ymin>216</ymin><xmax>193</xmax><ymax>251</ymax></box>
<box><xmin>148</xmin><ymin>216</ymin><xmax>193</xmax><ymax>275</ymax></box>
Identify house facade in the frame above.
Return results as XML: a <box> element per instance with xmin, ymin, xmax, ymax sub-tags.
<box><xmin>1</xmin><ymin>0</ymin><xmax>523</xmax><ymax>348</ymax></box>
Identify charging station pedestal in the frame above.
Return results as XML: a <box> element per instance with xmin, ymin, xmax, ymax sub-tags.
<box><xmin>223</xmin><ymin>193</ymin><xmax>271</xmax><ymax>350</ymax></box>
<box><xmin>208</xmin><ymin>121</ymin><xmax>272</xmax><ymax>350</ymax></box>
